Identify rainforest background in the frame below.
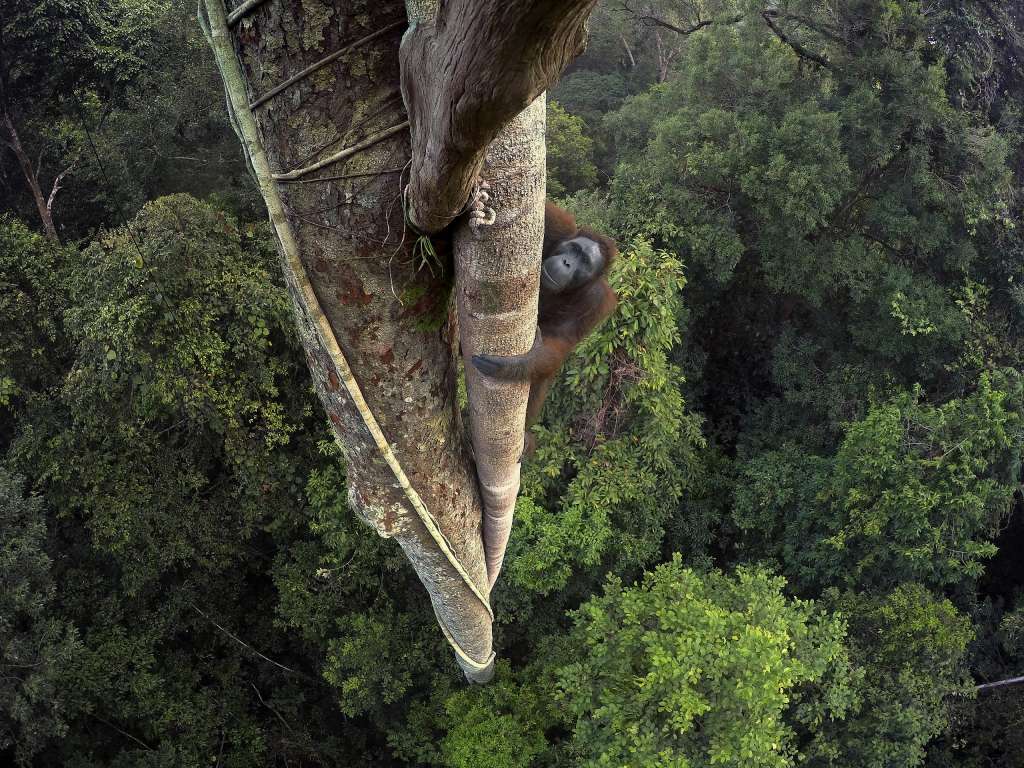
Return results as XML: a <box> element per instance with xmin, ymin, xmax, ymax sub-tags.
<box><xmin>3</xmin><ymin>1</ymin><xmax>1024</xmax><ymax>765</ymax></box>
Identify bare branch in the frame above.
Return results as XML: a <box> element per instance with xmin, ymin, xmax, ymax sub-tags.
<box><xmin>88</xmin><ymin>714</ymin><xmax>155</xmax><ymax>752</ymax></box>
<box><xmin>641</xmin><ymin>15</ymin><xmax>713</xmax><ymax>36</ymax></box>
<box><xmin>618</xmin><ymin>1</ymin><xmax>740</xmax><ymax>37</ymax></box>
<box><xmin>46</xmin><ymin>158</ymin><xmax>76</xmax><ymax>220</ymax></box>
<box><xmin>977</xmin><ymin>675</ymin><xmax>1024</xmax><ymax>692</ymax></box>
<box><xmin>251</xmin><ymin>683</ymin><xmax>294</xmax><ymax>733</ymax></box>
<box><xmin>189</xmin><ymin>602</ymin><xmax>306</xmax><ymax>678</ymax></box>
<box><xmin>2</xmin><ymin>108</ymin><xmax>58</xmax><ymax>239</ymax></box>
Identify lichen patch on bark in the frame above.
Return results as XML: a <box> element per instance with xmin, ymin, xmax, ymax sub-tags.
<box><xmin>299</xmin><ymin>0</ymin><xmax>333</xmax><ymax>51</ymax></box>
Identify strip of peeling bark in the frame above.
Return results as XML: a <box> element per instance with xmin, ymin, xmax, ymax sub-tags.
<box><xmin>399</xmin><ymin>0</ymin><xmax>596</xmax><ymax>234</ymax></box>
<box><xmin>202</xmin><ymin>0</ymin><xmax>494</xmax><ymax>682</ymax></box>
<box><xmin>455</xmin><ymin>96</ymin><xmax>546</xmax><ymax>587</ymax></box>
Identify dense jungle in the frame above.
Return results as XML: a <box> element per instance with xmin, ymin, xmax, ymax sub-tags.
<box><xmin>2</xmin><ymin>1</ymin><xmax>1024</xmax><ymax>765</ymax></box>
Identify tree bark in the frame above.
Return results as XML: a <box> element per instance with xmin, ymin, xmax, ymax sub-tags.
<box><xmin>203</xmin><ymin>0</ymin><xmax>591</xmax><ymax>682</ymax></box>
<box><xmin>203</xmin><ymin>0</ymin><xmax>494</xmax><ymax>681</ymax></box>
<box><xmin>455</xmin><ymin>96</ymin><xmax>546</xmax><ymax>587</ymax></box>
<box><xmin>399</xmin><ymin>0</ymin><xmax>595</xmax><ymax>233</ymax></box>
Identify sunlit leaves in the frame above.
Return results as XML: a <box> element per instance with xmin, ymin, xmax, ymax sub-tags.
<box><xmin>558</xmin><ymin>557</ymin><xmax>855</xmax><ymax>768</ymax></box>
<box><xmin>508</xmin><ymin>238</ymin><xmax>703</xmax><ymax>599</ymax></box>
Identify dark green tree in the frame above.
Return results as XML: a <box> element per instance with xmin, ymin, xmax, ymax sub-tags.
<box><xmin>0</xmin><ymin>468</ymin><xmax>81</xmax><ymax>766</ymax></box>
<box><xmin>546</xmin><ymin>101</ymin><xmax>598</xmax><ymax>198</ymax></box>
<box><xmin>0</xmin><ymin>0</ymin><xmax>166</xmax><ymax>238</ymax></box>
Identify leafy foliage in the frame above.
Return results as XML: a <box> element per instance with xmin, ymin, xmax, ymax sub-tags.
<box><xmin>558</xmin><ymin>557</ymin><xmax>855</xmax><ymax>768</ymax></box>
<box><xmin>14</xmin><ymin>195</ymin><xmax>307</xmax><ymax>592</ymax></box>
<box><xmin>4</xmin><ymin>0</ymin><xmax>1024</xmax><ymax>765</ymax></box>
<box><xmin>1</xmin><ymin>195</ymin><xmax>389</xmax><ymax>765</ymax></box>
<box><xmin>0</xmin><ymin>468</ymin><xmax>80</xmax><ymax>766</ymax></box>
<box><xmin>733</xmin><ymin>373</ymin><xmax>1024</xmax><ymax>593</ymax></box>
<box><xmin>438</xmin><ymin>665</ymin><xmax>551</xmax><ymax>768</ymax></box>
<box><xmin>546</xmin><ymin>101</ymin><xmax>598</xmax><ymax>198</ymax></box>
<box><xmin>0</xmin><ymin>218</ymin><xmax>73</xmax><ymax>428</ymax></box>
<box><xmin>822</xmin><ymin>585</ymin><xmax>974</xmax><ymax>768</ymax></box>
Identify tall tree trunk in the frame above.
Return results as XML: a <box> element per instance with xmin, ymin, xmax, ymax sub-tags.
<box><xmin>455</xmin><ymin>96</ymin><xmax>546</xmax><ymax>587</ymax></box>
<box><xmin>3</xmin><ymin>111</ymin><xmax>59</xmax><ymax>240</ymax></box>
<box><xmin>203</xmin><ymin>0</ymin><xmax>494</xmax><ymax>681</ymax></box>
<box><xmin>202</xmin><ymin>0</ymin><xmax>593</xmax><ymax>682</ymax></box>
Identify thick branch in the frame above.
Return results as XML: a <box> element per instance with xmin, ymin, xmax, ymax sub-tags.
<box><xmin>762</xmin><ymin>11</ymin><xmax>831</xmax><ymax>69</ymax></box>
<box><xmin>618</xmin><ymin>2</ymin><xmax>741</xmax><ymax>37</ymax></box>
<box><xmin>46</xmin><ymin>160</ymin><xmax>76</xmax><ymax>221</ymax></box>
<box><xmin>400</xmin><ymin>0</ymin><xmax>596</xmax><ymax>233</ymax></box>
<box><xmin>622</xmin><ymin>5</ymin><xmax>838</xmax><ymax>63</ymax></box>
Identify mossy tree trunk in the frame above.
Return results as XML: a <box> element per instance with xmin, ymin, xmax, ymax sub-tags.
<box><xmin>204</xmin><ymin>0</ymin><xmax>593</xmax><ymax>682</ymax></box>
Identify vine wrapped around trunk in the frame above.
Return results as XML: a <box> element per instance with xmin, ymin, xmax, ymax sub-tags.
<box><xmin>202</xmin><ymin>0</ymin><xmax>494</xmax><ymax>682</ymax></box>
<box><xmin>203</xmin><ymin>0</ymin><xmax>594</xmax><ymax>682</ymax></box>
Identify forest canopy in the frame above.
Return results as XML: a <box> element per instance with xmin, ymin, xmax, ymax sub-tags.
<box><xmin>2</xmin><ymin>0</ymin><xmax>1024</xmax><ymax>766</ymax></box>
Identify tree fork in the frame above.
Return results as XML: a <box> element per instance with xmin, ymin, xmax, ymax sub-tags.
<box><xmin>201</xmin><ymin>0</ymin><xmax>495</xmax><ymax>682</ymax></box>
<box><xmin>2</xmin><ymin>111</ymin><xmax>59</xmax><ymax>240</ymax></box>
<box><xmin>399</xmin><ymin>0</ymin><xmax>596</xmax><ymax>234</ymax></box>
